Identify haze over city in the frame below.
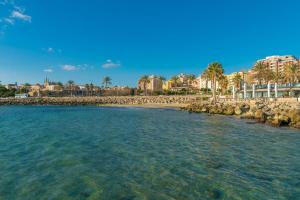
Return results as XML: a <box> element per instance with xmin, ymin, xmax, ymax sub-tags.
<box><xmin>1</xmin><ymin>0</ymin><xmax>300</xmax><ymax>86</ymax></box>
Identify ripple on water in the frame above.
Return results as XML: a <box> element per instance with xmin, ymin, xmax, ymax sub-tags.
<box><xmin>0</xmin><ymin>106</ymin><xmax>299</xmax><ymax>200</ymax></box>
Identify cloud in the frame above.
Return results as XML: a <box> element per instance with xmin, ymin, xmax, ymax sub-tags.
<box><xmin>4</xmin><ymin>18</ymin><xmax>14</xmax><ymax>25</ymax></box>
<box><xmin>42</xmin><ymin>47</ymin><xmax>62</xmax><ymax>54</ymax></box>
<box><xmin>0</xmin><ymin>2</ymin><xmax>31</xmax><ymax>35</ymax></box>
<box><xmin>62</xmin><ymin>65</ymin><xmax>79</xmax><ymax>71</ymax></box>
<box><xmin>11</xmin><ymin>10</ymin><xmax>31</xmax><ymax>22</ymax></box>
<box><xmin>102</xmin><ymin>59</ymin><xmax>121</xmax><ymax>69</ymax></box>
<box><xmin>44</xmin><ymin>69</ymin><xmax>53</xmax><ymax>73</ymax></box>
<box><xmin>47</xmin><ymin>47</ymin><xmax>54</xmax><ymax>53</ymax></box>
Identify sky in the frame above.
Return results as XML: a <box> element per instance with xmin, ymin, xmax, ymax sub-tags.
<box><xmin>0</xmin><ymin>0</ymin><xmax>300</xmax><ymax>87</ymax></box>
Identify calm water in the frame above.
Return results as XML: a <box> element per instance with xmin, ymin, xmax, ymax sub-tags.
<box><xmin>0</xmin><ymin>106</ymin><xmax>299</xmax><ymax>200</ymax></box>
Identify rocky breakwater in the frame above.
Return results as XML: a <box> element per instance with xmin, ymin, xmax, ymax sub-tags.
<box><xmin>183</xmin><ymin>101</ymin><xmax>300</xmax><ymax>129</ymax></box>
<box><xmin>0</xmin><ymin>96</ymin><xmax>197</xmax><ymax>106</ymax></box>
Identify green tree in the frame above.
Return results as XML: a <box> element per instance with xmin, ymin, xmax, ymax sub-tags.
<box><xmin>283</xmin><ymin>63</ymin><xmax>300</xmax><ymax>96</ymax></box>
<box><xmin>67</xmin><ymin>80</ymin><xmax>75</xmax><ymax>96</ymax></box>
<box><xmin>208</xmin><ymin>62</ymin><xmax>224</xmax><ymax>103</ymax></box>
<box><xmin>219</xmin><ymin>75</ymin><xmax>229</xmax><ymax>95</ymax></box>
<box><xmin>201</xmin><ymin>69</ymin><xmax>210</xmax><ymax>94</ymax></box>
<box><xmin>171</xmin><ymin>76</ymin><xmax>180</xmax><ymax>87</ymax></box>
<box><xmin>252</xmin><ymin>62</ymin><xmax>275</xmax><ymax>85</ymax></box>
<box><xmin>102</xmin><ymin>76</ymin><xmax>112</xmax><ymax>88</ymax></box>
<box><xmin>233</xmin><ymin>73</ymin><xmax>242</xmax><ymax>89</ymax></box>
<box><xmin>138</xmin><ymin>75</ymin><xmax>150</xmax><ymax>95</ymax></box>
<box><xmin>252</xmin><ymin>62</ymin><xmax>266</xmax><ymax>85</ymax></box>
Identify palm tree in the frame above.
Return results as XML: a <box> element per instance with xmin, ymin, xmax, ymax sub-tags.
<box><xmin>186</xmin><ymin>74</ymin><xmax>196</xmax><ymax>94</ymax></box>
<box><xmin>233</xmin><ymin>73</ymin><xmax>242</xmax><ymax>89</ymax></box>
<box><xmin>138</xmin><ymin>75</ymin><xmax>150</xmax><ymax>95</ymax></box>
<box><xmin>283</xmin><ymin>63</ymin><xmax>300</xmax><ymax>96</ymax></box>
<box><xmin>67</xmin><ymin>80</ymin><xmax>75</xmax><ymax>96</ymax></box>
<box><xmin>219</xmin><ymin>75</ymin><xmax>229</xmax><ymax>95</ymax></box>
<box><xmin>171</xmin><ymin>76</ymin><xmax>180</xmax><ymax>87</ymax></box>
<box><xmin>89</xmin><ymin>83</ymin><xmax>94</xmax><ymax>96</ymax></box>
<box><xmin>208</xmin><ymin>62</ymin><xmax>224</xmax><ymax>103</ymax></box>
<box><xmin>201</xmin><ymin>69</ymin><xmax>210</xmax><ymax>94</ymax></box>
<box><xmin>158</xmin><ymin>76</ymin><xmax>166</xmax><ymax>82</ymax></box>
<box><xmin>187</xmin><ymin>74</ymin><xmax>196</xmax><ymax>84</ymax></box>
<box><xmin>102</xmin><ymin>76</ymin><xmax>112</xmax><ymax>88</ymax></box>
<box><xmin>85</xmin><ymin>84</ymin><xmax>90</xmax><ymax>96</ymax></box>
<box><xmin>283</xmin><ymin>63</ymin><xmax>300</xmax><ymax>84</ymax></box>
<box><xmin>252</xmin><ymin>62</ymin><xmax>267</xmax><ymax>85</ymax></box>
<box><xmin>252</xmin><ymin>62</ymin><xmax>275</xmax><ymax>85</ymax></box>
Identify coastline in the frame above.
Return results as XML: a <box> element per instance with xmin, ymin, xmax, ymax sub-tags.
<box><xmin>182</xmin><ymin>101</ymin><xmax>300</xmax><ymax>129</ymax></box>
<box><xmin>1</xmin><ymin>96</ymin><xmax>299</xmax><ymax>129</ymax></box>
<box><xmin>98</xmin><ymin>103</ymin><xmax>187</xmax><ymax>109</ymax></box>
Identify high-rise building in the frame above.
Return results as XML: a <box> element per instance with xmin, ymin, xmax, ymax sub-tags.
<box><xmin>256</xmin><ymin>55</ymin><xmax>299</xmax><ymax>80</ymax></box>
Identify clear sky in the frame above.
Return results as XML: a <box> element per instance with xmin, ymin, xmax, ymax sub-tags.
<box><xmin>0</xmin><ymin>0</ymin><xmax>300</xmax><ymax>86</ymax></box>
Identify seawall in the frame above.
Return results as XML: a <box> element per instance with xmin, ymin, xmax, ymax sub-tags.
<box><xmin>0</xmin><ymin>96</ymin><xmax>199</xmax><ymax>106</ymax></box>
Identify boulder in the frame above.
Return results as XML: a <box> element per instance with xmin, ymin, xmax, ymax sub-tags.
<box><xmin>234</xmin><ymin>106</ymin><xmax>243</xmax><ymax>115</ymax></box>
<box><xmin>255</xmin><ymin>110</ymin><xmax>267</xmax><ymax>123</ymax></box>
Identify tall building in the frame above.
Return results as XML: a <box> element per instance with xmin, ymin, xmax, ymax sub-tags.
<box><xmin>256</xmin><ymin>55</ymin><xmax>299</xmax><ymax>80</ymax></box>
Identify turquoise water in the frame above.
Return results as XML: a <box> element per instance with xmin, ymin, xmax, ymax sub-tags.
<box><xmin>0</xmin><ymin>106</ymin><xmax>299</xmax><ymax>200</ymax></box>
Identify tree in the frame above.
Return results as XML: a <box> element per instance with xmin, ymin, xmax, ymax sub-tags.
<box><xmin>158</xmin><ymin>76</ymin><xmax>166</xmax><ymax>82</ymax></box>
<box><xmin>252</xmin><ymin>62</ymin><xmax>275</xmax><ymax>84</ymax></box>
<box><xmin>85</xmin><ymin>84</ymin><xmax>90</xmax><ymax>96</ymax></box>
<box><xmin>283</xmin><ymin>63</ymin><xmax>300</xmax><ymax>96</ymax></box>
<box><xmin>219</xmin><ymin>75</ymin><xmax>229</xmax><ymax>95</ymax></box>
<box><xmin>186</xmin><ymin>74</ymin><xmax>196</xmax><ymax>94</ymax></box>
<box><xmin>233</xmin><ymin>73</ymin><xmax>242</xmax><ymax>89</ymax></box>
<box><xmin>89</xmin><ymin>83</ymin><xmax>94</xmax><ymax>96</ymax></box>
<box><xmin>201</xmin><ymin>69</ymin><xmax>210</xmax><ymax>94</ymax></box>
<box><xmin>171</xmin><ymin>76</ymin><xmax>180</xmax><ymax>87</ymax></box>
<box><xmin>67</xmin><ymin>80</ymin><xmax>75</xmax><ymax>96</ymax></box>
<box><xmin>208</xmin><ymin>62</ymin><xmax>224</xmax><ymax>103</ymax></box>
<box><xmin>102</xmin><ymin>76</ymin><xmax>112</xmax><ymax>88</ymax></box>
<box><xmin>138</xmin><ymin>75</ymin><xmax>150</xmax><ymax>95</ymax></box>
<box><xmin>283</xmin><ymin>63</ymin><xmax>300</xmax><ymax>84</ymax></box>
<box><xmin>252</xmin><ymin>62</ymin><xmax>267</xmax><ymax>85</ymax></box>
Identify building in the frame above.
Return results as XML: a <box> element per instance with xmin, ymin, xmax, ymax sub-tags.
<box><xmin>162</xmin><ymin>80</ymin><xmax>173</xmax><ymax>90</ymax></box>
<box><xmin>138</xmin><ymin>75</ymin><xmax>163</xmax><ymax>92</ymax></box>
<box><xmin>256</xmin><ymin>55</ymin><xmax>299</xmax><ymax>82</ymax></box>
<box><xmin>43</xmin><ymin>78</ymin><xmax>63</xmax><ymax>91</ymax></box>
<box><xmin>15</xmin><ymin>93</ymin><xmax>29</xmax><ymax>98</ymax></box>
<box><xmin>5</xmin><ymin>83</ymin><xmax>18</xmax><ymax>90</ymax></box>
<box><xmin>28</xmin><ymin>84</ymin><xmax>42</xmax><ymax>97</ymax></box>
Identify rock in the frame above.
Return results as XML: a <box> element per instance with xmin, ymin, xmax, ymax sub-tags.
<box><xmin>234</xmin><ymin>106</ymin><xmax>243</xmax><ymax>115</ymax></box>
<box><xmin>254</xmin><ymin>110</ymin><xmax>267</xmax><ymax>123</ymax></box>
<box><xmin>224</xmin><ymin>105</ymin><xmax>234</xmax><ymax>115</ymax></box>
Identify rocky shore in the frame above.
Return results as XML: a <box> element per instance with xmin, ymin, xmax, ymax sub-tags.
<box><xmin>0</xmin><ymin>96</ymin><xmax>198</xmax><ymax>106</ymax></box>
<box><xmin>2</xmin><ymin>96</ymin><xmax>299</xmax><ymax>129</ymax></box>
<box><xmin>183</xmin><ymin>101</ymin><xmax>300</xmax><ymax>129</ymax></box>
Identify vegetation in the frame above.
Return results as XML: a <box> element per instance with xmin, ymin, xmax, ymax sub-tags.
<box><xmin>138</xmin><ymin>75</ymin><xmax>150</xmax><ymax>95</ymax></box>
<box><xmin>102</xmin><ymin>76</ymin><xmax>112</xmax><ymax>88</ymax></box>
<box><xmin>219</xmin><ymin>75</ymin><xmax>229</xmax><ymax>95</ymax></box>
<box><xmin>67</xmin><ymin>80</ymin><xmax>75</xmax><ymax>96</ymax></box>
<box><xmin>207</xmin><ymin>62</ymin><xmax>224</xmax><ymax>103</ymax></box>
<box><xmin>171</xmin><ymin>76</ymin><xmax>180</xmax><ymax>87</ymax></box>
<box><xmin>201</xmin><ymin>69</ymin><xmax>210</xmax><ymax>94</ymax></box>
<box><xmin>0</xmin><ymin>86</ymin><xmax>16</xmax><ymax>97</ymax></box>
<box><xmin>233</xmin><ymin>73</ymin><xmax>242</xmax><ymax>89</ymax></box>
<box><xmin>283</xmin><ymin>63</ymin><xmax>300</xmax><ymax>84</ymax></box>
<box><xmin>252</xmin><ymin>62</ymin><xmax>275</xmax><ymax>84</ymax></box>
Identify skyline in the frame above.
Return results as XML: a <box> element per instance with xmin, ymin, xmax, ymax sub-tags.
<box><xmin>1</xmin><ymin>0</ymin><xmax>300</xmax><ymax>86</ymax></box>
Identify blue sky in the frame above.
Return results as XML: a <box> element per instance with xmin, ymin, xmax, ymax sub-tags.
<box><xmin>1</xmin><ymin>0</ymin><xmax>300</xmax><ymax>86</ymax></box>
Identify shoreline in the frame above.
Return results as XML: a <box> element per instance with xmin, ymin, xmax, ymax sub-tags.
<box><xmin>182</xmin><ymin>101</ymin><xmax>300</xmax><ymax>129</ymax></box>
<box><xmin>98</xmin><ymin>103</ymin><xmax>187</xmax><ymax>109</ymax></box>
